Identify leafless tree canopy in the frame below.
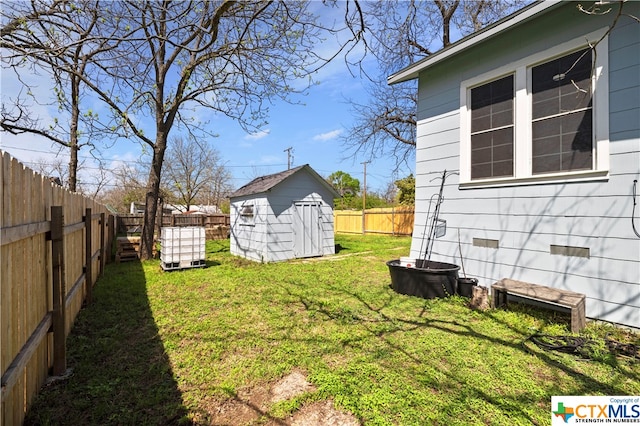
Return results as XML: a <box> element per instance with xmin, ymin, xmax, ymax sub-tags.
<box><xmin>342</xmin><ymin>0</ymin><xmax>527</xmax><ymax>172</ymax></box>
<box><xmin>163</xmin><ymin>136</ymin><xmax>231</xmax><ymax>212</ymax></box>
<box><xmin>95</xmin><ymin>162</ymin><xmax>148</xmax><ymax>214</ymax></box>
<box><xmin>2</xmin><ymin>0</ymin><xmax>365</xmax><ymax>259</ymax></box>
<box><xmin>1</xmin><ymin>0</ymin><xmax>127</xmax><ymax>191</ymax></box>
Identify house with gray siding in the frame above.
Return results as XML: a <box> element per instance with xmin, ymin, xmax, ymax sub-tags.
<box><xmin>388</xmin><ymin>1</ymin><xmax>639</xmax><ymax>328</ymax></box>
<box><xmin>229</xmin><ymin>164</ymin><xmax>339</xmax><ymax>263</ymax></box>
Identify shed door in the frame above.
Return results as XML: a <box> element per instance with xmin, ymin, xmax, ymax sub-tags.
<box><xmin>292</xmin><ymin>202</ymin><xmax>322</xmax><ymax>258</ymax></box>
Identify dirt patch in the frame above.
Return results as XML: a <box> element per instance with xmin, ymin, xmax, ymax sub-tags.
<box><xmin>270</xmin><ymin>370</ymin><xmax>316</xmax><ymax>403</ymax></box>
<box><xmin>205</xmin><ymin>387</ymin><xmax>271</xmax><ymax>425</ymax></box>
<box><xmin>205</xmin><ymin>371</ymin><xmax>360</xmax><ymax>425</ymax></box>
<box><xmin>287</xmin><ymin>400</ymin><xmax>360</xmax><ymax>426</ymax></box>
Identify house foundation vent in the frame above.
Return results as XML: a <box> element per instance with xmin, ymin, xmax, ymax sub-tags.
<box><xmin>550</xmin><ymin>245</ymin><xmax>590</xmax><ymax>258</ymax></box>
<box><xmin>473</xmin><ymin>238</ymin><xmax>499</xmax><ymax>249</ymax></box>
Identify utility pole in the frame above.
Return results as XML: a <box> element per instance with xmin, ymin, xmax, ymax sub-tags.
<box><xmin>361</xmin><ymin>160</ymin><xmax>370</xmax><ymax>234</ymax></box>
<box><xmin>284</xmin><ymin>147</ymin><xmax>293</xmax><ymax>170</ymax></box>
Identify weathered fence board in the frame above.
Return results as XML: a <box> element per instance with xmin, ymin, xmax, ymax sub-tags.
<box><xmin>117</xmin><ymin>213</ymin><xmax>230</xmax><ymax>238</ymax></box>
<box><xmin>0</xmin><ymin>151</ymin><xmax>115</xmax><ymax>425</ymax></box>
<box><xmin>0</xmin><ymin>221</ymin><xmax>50</xmax><ymax>246</ymax></box>
<box><xmin>51</xmin><ymin>205</ymin><xmax>66</xmax><ymax>377</ymax></box>
<box><xmin>334</xmin><ymin>206</ymin><xmax>415</xmax><ymax>236</ymax></box>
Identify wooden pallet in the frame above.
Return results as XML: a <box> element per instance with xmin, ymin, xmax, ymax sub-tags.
<box><xmin>161</xmin><ymin>259</ymin><xmax>206</xmax><ymax>271</ymax></box>
<box><xmin>116</xmin><ymin>237</ymin><xmax>140</xmax><ymax>263</ymax></box>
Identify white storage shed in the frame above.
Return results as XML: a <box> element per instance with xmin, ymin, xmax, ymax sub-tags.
<box><xmin>229</xmin><ymin>164</ymin><xmax>340</xmax><ymax>263</ymax></box>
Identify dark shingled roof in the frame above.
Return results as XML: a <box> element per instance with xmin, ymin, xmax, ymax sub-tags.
<box><xmin>229</xmin><ymin>164</ymin><xmax>339</xmax><ymax>199</ymax></box>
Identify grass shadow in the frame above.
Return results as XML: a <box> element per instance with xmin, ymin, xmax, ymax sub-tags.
<box><xmin>24</xmin><ymin>259</ymin><xmax>191</xmax><ymax>425</ymax></box>
<box><xmin>287</xmin><ymin>275</ymin><xmax>638</xmax><ymax>424</ymax></box>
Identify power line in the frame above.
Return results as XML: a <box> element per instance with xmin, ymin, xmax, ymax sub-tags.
<box><xmin>1</xmin><ymin>145</ymin><xmax>287</xmax><ymax>170</ymax></box>
<box><xmin>1</xmin><ymin>144</ymin><xmax>133</xmax><ymax>162</ymax></box>
<box><xmin>2</xmin><ymin>145</ymin><xmax>411</xmax><ymax>179</ymax></box>
<box><xmin>1</xmin><ymin>144</ymin><xmax>67</xmax><ymax>155</ymax></box>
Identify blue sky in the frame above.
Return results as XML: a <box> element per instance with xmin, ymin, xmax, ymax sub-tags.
<box><xmin>0</xmin><ymin>6</ymin><xmax>415</xmax><ymax>195</ymax></box>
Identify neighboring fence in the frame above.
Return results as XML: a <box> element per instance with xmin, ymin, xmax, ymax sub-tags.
<box><xmin>116</xmin><ymin>213</ymin><xmax>230</xmax><ymax>238</ymax></box>
<box><xmin>0</xmin><ymin>152</ymin><xmax>115</xmax><ymax>425</ymax></box>
<box><xmin>334</xmin><ymin>206</ymin><xmax>415</xmax><ymax>236</ymax></box>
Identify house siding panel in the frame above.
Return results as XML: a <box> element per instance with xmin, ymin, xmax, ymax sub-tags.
<box><xmin>409</xmin><ymin>3</ymin><xmax>640</xmax><ymax>328</ymax></box>
<box><xmin>610</xmin><ymin>108</ymin><xmax>640</xmax><ymax>138</ymax></box>
<box><xmin>609</xmin><ymin>83</ymin><xmax>640</xmax><ymax>116</ymax></box>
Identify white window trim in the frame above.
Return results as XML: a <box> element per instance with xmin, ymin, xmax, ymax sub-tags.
<box><xmin>459</xmin><ymin>28</ymin><xmax>609</xmax><ymax>188</ymax></box>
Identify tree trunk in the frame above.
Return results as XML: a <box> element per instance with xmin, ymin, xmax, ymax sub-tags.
<box><xmin>68</xmin><ymin>142</ymin><xmax>78</xmax><ymax>192</ymax></box>
<box><xmin>140</xmin><ymin>136</ymin><xmax>168</xmax><ymax>260</ymax></box>
<box><xmin>68</xmin><ymin>74</ymin><xmax>80</xmax><ymax>192</ymax></box>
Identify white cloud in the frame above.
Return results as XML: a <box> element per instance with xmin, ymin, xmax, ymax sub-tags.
<box><xmin>313</xmin><ymin>129</ymin><xmax>343</xmax><ymax>141</ymax></box>
<box><xmin>245</xmin><ymin>129</ymin><xmax>270</xmax><ymax>140</ymax></box>
<box><xmin>0</xmin><ymin>67</ymin><xmax>63</xmax><ymax>164</ymax></box>
<box><xmin>107</xmin><ymin>151</ymin><xmax>141</xmax><ymax>171</ymax></box>
<box><xmin>256</xmin><ymin>155</ymin><xmax>281</xmax><ymax>165</ymax></box>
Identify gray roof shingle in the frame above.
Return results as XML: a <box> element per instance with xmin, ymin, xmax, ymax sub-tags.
<box><xmin>229</xmin><ymin>164</ymin><xmax>339</xmax><ymax>199</ymax></box>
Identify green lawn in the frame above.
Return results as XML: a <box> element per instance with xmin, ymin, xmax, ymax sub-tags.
<box><xmin>25</xmin><ymin>234</ymin><xmax>639</xmax><ymax>425</ymax></box>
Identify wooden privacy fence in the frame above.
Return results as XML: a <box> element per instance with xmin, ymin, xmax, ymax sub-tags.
<box><xmin>334</xmin><ymin>206</ymin><xmax>415</xmax><ymax>236</ymax></box>
<box><xmin>0</xmin><ymin>152</ymin><xmax>115</xmax><ymax>425</ymax></box>
<box><xmin>117</xmin><ymin>213</ymin><xmax>230</xmax><ymax>237</ymax></box>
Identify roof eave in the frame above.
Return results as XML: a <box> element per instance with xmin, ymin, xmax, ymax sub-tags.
<box><xmin>387</xmin><ymin>0</ymin><xmax>563</xmax><ymax>85</ymax></box>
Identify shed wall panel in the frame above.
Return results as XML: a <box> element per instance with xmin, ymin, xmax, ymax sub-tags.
<box><xmin>230</xmin><ymin>196</ymin><xmax>268</xmax><ymax>262</ymax></box>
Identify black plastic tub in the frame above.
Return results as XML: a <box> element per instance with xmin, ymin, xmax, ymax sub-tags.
<box><xmin>456</xmin><ymin>277</ymin><xmax>478</xmax><ymax>298</ymax></box>
<box><xmin>387</xmin><ymin>259</ymin><xmax>460</xmax><ymax>299</ymax></box>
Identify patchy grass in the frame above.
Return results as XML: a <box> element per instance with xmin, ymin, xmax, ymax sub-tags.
<box><xmin>25</xmin><ymin>234</ymin><xmax>640</xmax><ymax>425</ymax></box>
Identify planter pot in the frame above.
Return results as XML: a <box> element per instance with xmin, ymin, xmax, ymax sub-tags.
<box><xmin>399</xmin><ymin>257</ymin><xmax>416</xmax><ymax>268</ymax></box>
<box><xmin>387</xmin><ymin>259</ymin><xmax>459</xmax><ymax>299</ymax></box>
<box><xmin>456</xmin><ymin>277</ymin><xmax>478</xmax><ymax>298</ymax></box>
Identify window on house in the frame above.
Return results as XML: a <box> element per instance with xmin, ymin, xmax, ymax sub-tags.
<box><xmin>460</xmin><ymin>29</ymin><xmax>608</xmax><ymax>186</ymax></box>
<box><xmin>470</xmin><ymin>75</ymin><xmax>514</xmax><ymax>179</ymax></box>
<box><xmin>531</xmin><ymin>48</ymin><xmax>592</xmax><ymax>174</ymax></box>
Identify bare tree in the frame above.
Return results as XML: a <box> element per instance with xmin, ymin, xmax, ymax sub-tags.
<box><xmin>3</xmin><ymin>1</ymin><xmax>365</xmax><ymax>259</ymax></box>
<box><xmin>27</xmin><ymin>154</ymin><xmax>107</xmax><ymax>198</ymax></box>
<box><xmin>30</xmin><ymin>156</ymin><xmax>69</xmax><ymax>185</ymax></box>
<box><xmin>197</xmin><ymin>163</ymin><xmax>233</xmax><ymax>212</ymax></box>
<box><xmin>343</xmin><ymin>0</ymin><xmax>526</xmax><ymax>170</ymax></box>
<box><xmin>82</xmin><ymin>162</ymin><xmax>111</xmax><ymax>200</ymax></box>
<box><xmin>1</xmin><ymin>0</ymin><xmax>126</xmax><ymax>191</ymax></box>
<box><xmin>381</xmin><ymin>179</ymin><xmax>398</xmax><ymax>205</ymax></box>
<box><xmin>95</xmin><ymin>162</ymin><xmax>148</xmax><ymax>214</ymax></box>
<box><xmin>94</xmin><ymin>1</ymin><xmax>365</xmax><ymax>259</ymax></box>
<box><xmin>95</xmin><ymin>1</ymin><xmax>360</xmax><ymax>258</ymax></box>
<box><xmin>163</xmin><ymin>136</ymin><xmax>231</xmax><ymax>212</ymax></box>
